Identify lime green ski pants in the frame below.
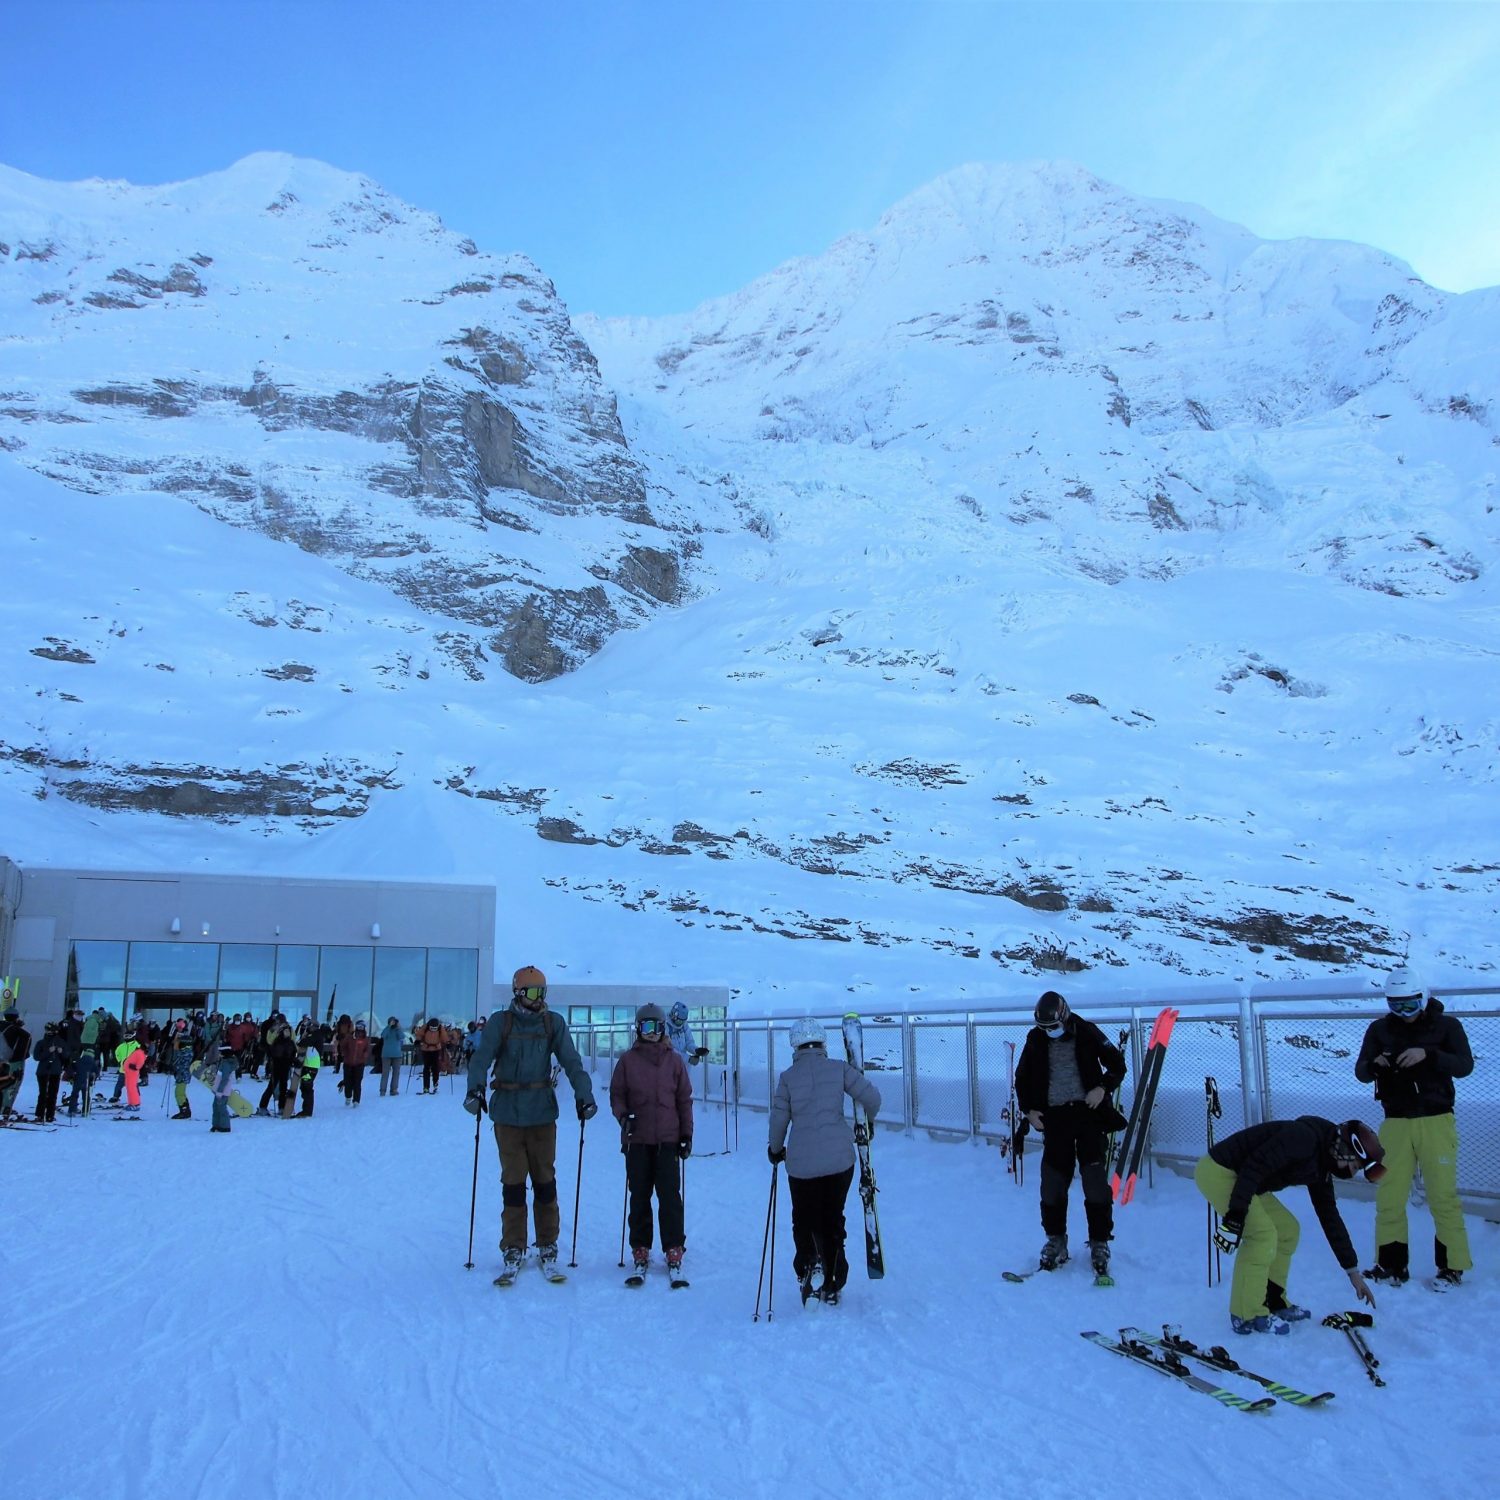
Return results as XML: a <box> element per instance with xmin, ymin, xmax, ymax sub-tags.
<box><xmin>1195</xmin><ymin>1156</ymin><xmax>1300</xmax><ymax>1321</ymax></box>
<box><xmin>1375</xmin><ymin>1114</ymin><xmax>1471</xmax><ymax>1271</ymax></box>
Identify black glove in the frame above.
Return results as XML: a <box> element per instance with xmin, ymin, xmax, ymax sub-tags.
<box><xmin>577</xmin><ymin>1099</ymin><xmax>597</xmax><ymax>1121</ymax></box>
<box><xmin>768</xmin><ymin>1145</ymin><xmax>786</xmax><ymax>1164</ymax></box>
<box><xmin>677</xmin><ymin>1139</ymin><xmax>692</xmax><ymax>1160</ymax></box>
<box><xmin>1213</xmin><ymin>1215</ymin><xmax>1243</xmax><ymax>1254</ymax></box>
<box><xmin>620</xmin><ymin>1114</ymin><xmax>635</xmax><ymax>1154</ymax></box>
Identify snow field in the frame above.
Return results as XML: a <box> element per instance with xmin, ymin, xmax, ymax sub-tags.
<box><xmin>7</xmin><ymin>1067</ymin><xmax>1495</xmax><ymax>1500</ymax></box>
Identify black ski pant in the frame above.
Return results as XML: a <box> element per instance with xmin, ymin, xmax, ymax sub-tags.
<box><xmin>788</xmin><ymin>1165</ymin><xmax>854</xmax><ymax>1293</ymax></box>
<box><xmin>260</xmin><ymin>1066</ymin><xmax>293</xmax><ymax>1114</ymax></box>
<box><xmin>343</xmin><ymin>1063</ymin><xmax>364</xmax><ymax>1103</ymax></box>
<box><xmin>422</xmin><ymin>1052</ymin><xmax>441</xmax><ymax>1090</ymax></box>
<box><xmin>625</xmin><ymin>1143</ymin><xmax>685</xmax><ymax>1252</ymax></box>
<box><xmin>36</xmin><ymin>1074</ymin><xmax>61</xmax><ymax>1121</ymax></box>
<box><xmin>1038</xmin><ymin>1101</ymin><xmax>1114</xmax><ymax>1243</ymax></box>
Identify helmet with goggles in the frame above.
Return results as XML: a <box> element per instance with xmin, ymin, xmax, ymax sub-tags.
<box><xmin>1382</xmin><ymin>968</ymin><xmax>1427</xmax><ymax>1018</ymax></box>
<box><xmin>635</xmin><ymin>1003</ymin><xmax>667</xmax><ymax>1040</ymax></box>
<box><xmin>1332</xmin><ymin>1119</ymin><xmax>1387</xmax><ymax>1183</ymax></box>
<box><xmin>512</xmin><ymin>965</ymin><xmax>548</xmax><ymax>1011</ymax></box>
<box><xmin>1034</xmin><ymin>991</ymin><xmax>1071</xmax><ymax>1035</ymax></box>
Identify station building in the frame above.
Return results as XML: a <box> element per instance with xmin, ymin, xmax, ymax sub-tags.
<box><xmin>0</xmin><ymin>856</ymin><xmax>494</xmax><ymax>1030</ymax></box>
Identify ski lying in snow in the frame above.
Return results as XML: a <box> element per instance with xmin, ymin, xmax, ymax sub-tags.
<box><xmin>1111</xmin><ymin>1007</ymin><xmax>1179</xmax><ymax>1205</ymax></box>
<box><xmin>842</xmin><ymin>1013</ymin><xmax>885</xmax><ymax>1279</ymax></box>
<box><xmin>1130</xmin><ymin>1326</ymin><xmax>1334</xmax><ymax>1406</ymax></box>
<box><xmin>0</xmin><ymin>1120</ymin><xmax>58</xmax><ymax>1132</ymax></box>
<box><xmin>1082</xmin><ymin>1331</ymin><xmax>1275</xmax><ymax>1411</ymax></box>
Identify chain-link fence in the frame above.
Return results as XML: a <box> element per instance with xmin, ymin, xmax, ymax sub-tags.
<box><xmin>570</xmin><ymin>994</ymin><xmax>1500</xmax><ymax>1203</ymax></box>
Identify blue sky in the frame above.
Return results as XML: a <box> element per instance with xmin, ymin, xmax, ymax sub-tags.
<box><xmin>5</xmin><ymin>0</ymin><xmax>1498</xmax><ymax>316</ymax></box>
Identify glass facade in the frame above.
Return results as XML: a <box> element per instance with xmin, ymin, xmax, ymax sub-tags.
<box><xmin>66</xmin><ymin>940</ymin><xmax>481</xmax><ymax>1024</ymax></box>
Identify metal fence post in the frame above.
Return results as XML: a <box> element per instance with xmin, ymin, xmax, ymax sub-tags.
<box><xmin>966</xmin><ymin>1019</ymin><xmax>980</xmax><ymax>1139</ymax></box>
<box><xmin>903</xmin><ymin>1014</ymin><xmax>917</xmax><ymax>1134</ymax></box>
<box><xmin>1238</xmin><ymin>992</ymin><xmax>1264</xmax><ymax>1126</ymax></box>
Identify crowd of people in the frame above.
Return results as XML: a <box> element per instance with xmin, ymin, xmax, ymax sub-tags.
<box><xmin>0</xmin><ymin>1004</ymin><xmax>489</xmax><ymax>1125</ymax></box>
<box><xmin>2</xmin><ymin>963</ymin><xmax>1477</xmax><ymax>1333</ymax></box>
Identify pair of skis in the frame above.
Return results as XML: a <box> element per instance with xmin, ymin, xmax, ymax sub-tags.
<box><xmin>494</xmin><ymin>1252</ymin><xmax>568</xmax><ymax>1289</ymax></box>
<box><xmin>1111</xmin><ymin>1006</ymin><xmax>1179</xmax><ymax>1204</ymax></box>
<box><xmin>842</xmin><ymin>1014</ymin><xmax>885</xmax><ymax>1280</ymax></box>
<box><xmin>625</xmin><ymin>1255</ymin><xmax>690</xmax><ymax>1290</ymax></box>
<box><xmin>1083</xmin><ymin>1326</ymin><xmax>1334</xmax><ymax>1412</ymax></box>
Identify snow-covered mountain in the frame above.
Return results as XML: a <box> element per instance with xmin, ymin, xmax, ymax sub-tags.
<box><xmin>3</xmin><ymin>156</ymin><xmax>1497</xmax><ymax>1007</ymax></box>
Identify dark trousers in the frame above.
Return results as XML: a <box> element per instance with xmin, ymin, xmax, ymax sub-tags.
<box><xmin>626</xmin><ymin>1143</ymin><xmax>685</xmax><ymax>1252</ymax></box>
<box><xmin>1038</xmin><ymin>1101</ymin><xmax>1114</xmax><ymax>1242</ymax></box>
<box><xmin>422</xmin><ymin>1053</ymin><xmax>441</xmax><ymax>1090</ymax></box>
<box><xmin>788</xmin><ymin>1165</ymin><xmax>855</xmax><ymax>1292</ymax></box>
<box><xmin>343</xmin><ymin>1063</ymin><xmax>364</xmax><ymax>1103</ymax></box>
<box><xmin>36</xmin><ymin>1074</ymin><xmax>61</xmax><ymax>1121</ymax></box>
<box><xmin>260</xmin><ymin>1067</ymin><xmax>294</xmax><ymax>1114</ymax></box>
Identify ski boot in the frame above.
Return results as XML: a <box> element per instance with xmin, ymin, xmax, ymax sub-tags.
<box><xmin>536</xmin><ymin>1243</ymin><xmax>567</xmax><ymax>1283</ymax></box>
<box><xmin>1362</xmin><ymin>1263</ymin><xmax>1410</xmax><ymax>1286</ymax></box>
<box><xmin>1087</xmin><ymin>1240</ymin><xmax>1112</xmax><ymax>1285</ymax></box>
<box><xmin>665</xmin><ymin>1247</ymin><xmax>689</xmax><ymax>1289</ymax></box>
<box><xmin>625</xmin><ymin>1247</ymin><xmax>649</xmax><ymax>1287</ymax></box>
<box><xmin>1230</xmin><ymin>1313</ymin><xmax>1290</xmax><ymax>1335</ymax></box>
<box><xmin>1434</xmin><ymin>1268</ymin><xmax>1464</xmax><ymax>1290</ymax></box>
<box><xmin>171</xmin><ymin>1103</ymin><xmax>191</xmax><ymax>1120</ymax></box>
<box><xmin>1039</xmin><ymin>1235</ymin><xmax>1069</xmax><ymax>1272</ymax></box>
<box><xmin>494</xmin><ymin>1247</ymin><xmax>526</xmax><ymax>1288</ymax></box>
<box><xmin>1265</xmin><ymin>1281</ymin><xmax>1311</xmax><ymax>1320</ymax></box>
<box><xmin>799</xmin><ymin>1260</ymin><xmax>825</xmax><ymax>1305</ymax></box>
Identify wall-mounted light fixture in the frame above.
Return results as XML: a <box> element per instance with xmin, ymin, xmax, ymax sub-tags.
<box><xmin>201</xmin><ymin>922</ymin><xmax>211</xmax><ymax>938</ymax></box>
<box><xmin>169</xmin><ymin>917</ymin><xmax>181</xmax><ymax>935</ymax></box>
<box><xmin>370</xmin><ymin>922</ymin><xmax>381</xmax><ymax>940</ymax></box>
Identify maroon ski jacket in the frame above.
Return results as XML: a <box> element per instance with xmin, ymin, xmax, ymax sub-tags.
<box><xmin>609</xmin><ymin>1039</ymin><xmax>693</xmax><ymax>1145</ymax></box>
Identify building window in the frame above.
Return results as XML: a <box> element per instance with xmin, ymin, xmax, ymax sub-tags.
<box><xmin>126</xmin><ymin>942</ymin><xmax>220</xmax><ymax>990</ymax></box>
<box><xmin>319</xmin><ymin>947</ymin><xmax>373</xmax><ymax>1026</ymax></box>
<box><xmin>426</xmin><ymin>947</ymin><xmax>478</xmax><ymax>1022</ymax></box>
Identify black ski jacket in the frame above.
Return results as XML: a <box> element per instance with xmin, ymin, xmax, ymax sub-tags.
<box><xmin>1016</xmin><ymin>1016</ymin><xmax>1126</xmax><ymax>1120</ymax></box>
<box><xmin>1353</xmin><ymin>1000</ymin><xmax>1472</xmax><ymax>1119</ymax></box>
<box><xmin>1208</xmin><ymin>1116</ymin><xmax>1358</xmax><ymax>1269</ymax></box>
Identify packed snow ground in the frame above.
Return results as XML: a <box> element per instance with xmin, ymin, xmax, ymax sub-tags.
<box><xmin>6</xmin><ymin>1064</ymin><xmax>1494</xmax><ymax>1500</ymax></box>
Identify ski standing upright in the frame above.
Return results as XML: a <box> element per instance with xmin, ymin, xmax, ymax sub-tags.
<box><xmin>842</xmin><ymin>1014</ymin><xmax>885</xmax><ymax>1279</ymax></box>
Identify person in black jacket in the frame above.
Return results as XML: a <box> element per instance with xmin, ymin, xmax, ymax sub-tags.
<box><xmin>1196</xmin><ymin>1116</ymin><xmax>1379</xmax><ymax>1333</ymax></box>
<box><xmin>1354</xmin><ymin>968</ymin><xmax>1475</xmax><ymax>1287</ymax></box>
<box><xmin>256</xmin><ymin>1021</ymin><xmax>298</xmax><ymax>1116</ymax></box>
<box><xmin>32</xmin><ymin>1023</ymin><xmax>68</xmax><ymax>1123</ymax></box>
<box><xmin>1</xmin><ymin>1009</ymin><xmax>32</xmax><ymax>1119</ymax></box>
<box><xmin>1015</xmin><ymin>991</ymin><xmax>1127</xmax><ymax>1277</ymax></box>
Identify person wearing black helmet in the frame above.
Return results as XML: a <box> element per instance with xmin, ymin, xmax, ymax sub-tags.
<box><xmin>32</xmin><ymin>1022</ymin><xmax>67</xmax><ymax>1123</ymax></box>
<box><xmin>169</xmin><ymin>1017</ymin><xmax>194</xmax><ymax>1120</ymax></box>
<box><xmin>0</xmin><ymin>1008</ymin><xmax>31</xmax><ymax>1120</ymax></box>
<box><xmin>1015</xmin><ymin>991</ymin><xmax>1127</xmax><ymax>1278</ymax></box>
<box><xmin>1354</xmin><ymin>968</ymin><xmax>1475</xmax><ymax>1287</ymax></box>
<box><xmin>210</xmin><ymin>1041</ymin><xmax>238</xmax><ymax>1133</ymax></box>
<box><xmin>1195</xmin><ymin>1116</ymin><xmax>1379</xmax><ymax>1333</ymax></box>
<box><xmin>464</xmin><ymin>965</ymin><xmax>597</xmax><ymax>1283</ymax></box>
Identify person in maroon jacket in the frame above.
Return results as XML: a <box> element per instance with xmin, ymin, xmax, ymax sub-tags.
<box><xmin>609</xmin><ymin>1003</ymin><xmax>693</xmax><ymax>1281</ymax></box>
<box><xmin>342</xmin><ymin>1020</ymin><xmax>372</xmax><ymax>1106</ymax></box>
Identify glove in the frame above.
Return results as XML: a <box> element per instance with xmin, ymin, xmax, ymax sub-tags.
<box><xmin>677</xmin><ymin>1139</ymin><xmax>692</xmax><ymax>1160</ymax></box>
<box><xmin>620</xmin><ymin>1114</ymin><xmax>635</xmax><ymax>1155</ymax></box>
<box><xmin>463</xmin><ymin>1088</ymin><xmax>487</xmax><ymax>1117</ymax></box>
<box><xmin>768</xmin><ymin>1145</ymin><xmax>786</xmax><ymax>1164</ymax></box>
<box><xmin>1213</xmin><ymin>1216</ymin><xmax>1243</xmax><ymax>1255</ymax></box>
<box><xmin>577</xmin><ymin>1099</ymin><xmax>598</xmax><ymax>1121</ymax></box>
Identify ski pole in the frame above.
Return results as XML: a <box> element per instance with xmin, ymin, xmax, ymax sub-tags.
<box><xmin>569</xmin><ymin>1118</ymin><xmax>585</xmax><ymax>1268</ymax></box>
<box><xmin>1205</xmin><ymin>1075</ymin><xmax>1223</xmax><ymax>1286</ymax></box>
<box><xmin>463</xmin><ymin>1103</ymin><xmax>482</xmax><ymax>1270</ymax></box>
<box><xmin>722</xmin><ymin>1069</ymin><xmax>729</xmax><ymax>1153</ymax></box>
<box><xmin>754</xmin><ymin>1162</ymin><xmax>779</xmax><ymax>1322</ymax></box>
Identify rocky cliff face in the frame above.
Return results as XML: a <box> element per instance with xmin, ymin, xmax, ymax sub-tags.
<box><xmin>0</xmin><ymin>153</ymin><xmax>693</xmax><ymax>682</ymax></box>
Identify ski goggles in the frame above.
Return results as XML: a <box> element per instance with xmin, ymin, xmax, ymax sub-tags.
<box><xmin>515</xmin><ymin>985</ymin><xmax>547</xmax><ymax>1003</ymax></box>
<box><xmin>1335</xmin><ymin>1140</ymin><xmax>1388</xmax><ymax>1185</ymax></box>
<box><xmin>1385</xmin><ymin>991</ymin><xmax>1424</xmax><ymax>1018</ymax></box>
<box><xmin>637</xmin><ymin>1018</ymin><xmax>664</xmax><ymax>1038</ymax></box>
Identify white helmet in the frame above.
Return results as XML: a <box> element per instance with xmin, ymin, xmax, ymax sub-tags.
<box><xmin>1383</xmin><ymin>968</ymin><xmax>1428</xmax><ymax>1015</ymax></box>
<box><xmin>789</xmin><ymin>1017</ymin><xmax>826</xmax><ymax>1050</ymax></box>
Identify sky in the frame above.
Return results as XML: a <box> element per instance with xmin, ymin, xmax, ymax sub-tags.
<box><xmin>4</xmin><ymin>0</ymin><xmax>1499</xmax><ymax>317</ymax></box>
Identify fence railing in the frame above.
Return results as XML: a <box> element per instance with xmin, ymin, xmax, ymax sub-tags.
<box><xmin>570</xmin><ymin>990</ymin><xmax>1499</xmax><ymax>1203</ymax></box>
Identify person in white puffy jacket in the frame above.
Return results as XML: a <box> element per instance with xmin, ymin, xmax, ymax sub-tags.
<box><xmin>768</xmin><ymin>1018</ymin><xmax>880</xmax><ymax>1305</ymax></box>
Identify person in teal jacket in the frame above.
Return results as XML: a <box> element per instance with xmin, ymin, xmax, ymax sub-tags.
<box><xmin>464</xmin><ymin>965</ymin><xmax>597</xmax><ymax>1280</ymax></box>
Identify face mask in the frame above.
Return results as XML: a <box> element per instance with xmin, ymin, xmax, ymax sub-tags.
<box><xmin>1044</xmin><ymin>1023</ymin><xmax>1066</xmax><ymax>1039</ymax></box>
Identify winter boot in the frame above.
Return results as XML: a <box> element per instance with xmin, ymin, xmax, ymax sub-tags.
<box><xmin>171</xmin><ymin>1103</ymin><xmax>191</xmax><ymax>1120</ymax></box>
<box><xmin>1088</xmin><ymin>1240</ymin><xmax>1111</xmax><ymax>1278</ymax></box>
<box><xmin>1434</xmin><ymin>1268</ymin><xmax>1464</xmax><ymax>1289</ymax></box>
<box><xmin>1363</xmin><ymin>1262</ymin><xmax>1410</xmax><ymax>1286</ymax></box>
<box><xmin>1039</xmin><ymin>1235</ymin><xmax>1069</xmax><ymax>1272</ymax></box>
<box><xmin>1363</xmin><ymin>1242</ymin><xmax>1410</xmax><ymax>1285</ymax></box>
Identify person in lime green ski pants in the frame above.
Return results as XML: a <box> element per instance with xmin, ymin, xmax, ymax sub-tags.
<box><xmin>1354</xmin><ymin>969</ymin><xmax>1474</xmax><ymax>1286</ymax></box>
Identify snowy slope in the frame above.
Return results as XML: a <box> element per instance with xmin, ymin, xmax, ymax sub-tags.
<box><xmin>5</xmin><ymin>1075</ymin><xmax>1496</xmax><ymax>1500</ymax></box>
<box><xmin>3</xmin><ymin>157</ymin><xmax>1500</xmax><ymax>1006</ymax></box>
